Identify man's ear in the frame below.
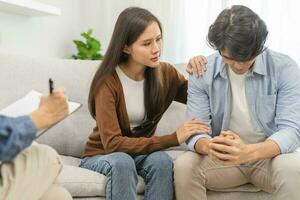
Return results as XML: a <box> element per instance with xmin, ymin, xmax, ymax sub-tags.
<box><xmin>123</xmin><ymin>45</ymin><xmax>131</xmax><ymax>54</ymax></box>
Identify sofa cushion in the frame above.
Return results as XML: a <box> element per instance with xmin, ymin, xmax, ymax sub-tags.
<box><xmin>58</xmin><ymin>155</ymin><xmax>145</xmax><ymax>197</ymax></box>
<box><xmin>57</xmin><ymin>164</ymin><xmax>107</xmax><ymax>197</ymax></box>
<box><xmin>155</xmin><ymin>102</ymin><xmax>188</xmax><ymax>151</ymax></box>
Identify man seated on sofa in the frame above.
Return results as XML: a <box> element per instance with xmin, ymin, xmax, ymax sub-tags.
<box><xmin>174</xmin><ymin>5</ymin><xmax>300</xmax><ymax>200</ymax></box>
<box><xmin>0</xmin><ymin>88</ymin><xmax>72</xmax><ymax>200</ymax></box>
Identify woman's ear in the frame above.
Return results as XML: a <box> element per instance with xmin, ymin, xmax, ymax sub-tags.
<box><xmin>123</xmin><ymin>45</ymin><xmax>131</xmax><ymax>54</ymax></box>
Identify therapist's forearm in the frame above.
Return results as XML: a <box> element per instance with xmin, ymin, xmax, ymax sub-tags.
<box><xmin>195</xmin><ymin>138</ymin><xmax>211</xmax><ymax>155</ymax></box>
<box><xmin>29</xmin><ymin>110</ymin><xmax>49</xmax><ymax>132</ymax></box>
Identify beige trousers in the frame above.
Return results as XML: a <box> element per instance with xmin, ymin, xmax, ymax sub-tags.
<box><xmin>174</xmin><ymin>151</ymin><xmax>300</xmax><ymax>200</ymax></box>
<box><xmin>0</xmin><ymin>143</ymin><xmax>72</xmax><ymax>200</ymax></box>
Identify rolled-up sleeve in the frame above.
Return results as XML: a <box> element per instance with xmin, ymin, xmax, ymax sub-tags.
<box><xmin>0</xmin><ymin>115</ymin><xmax>37</xmax><ymax>162</ymax></box>
<box><xmin>267</xmin><ymin>59</ymin><xmax>300</xmax><ymax>153</ymax></box>
<box><xmin>186</xmin><ymin>74</ymin><xmax>212</xmax><ymax>152</ymax></box>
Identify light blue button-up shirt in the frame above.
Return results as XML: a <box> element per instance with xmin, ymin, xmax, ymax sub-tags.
<box><xmin>187</xmin><ymin>49</ymin><xmax>300</xmax><ymax>154</ymax></box>
<box><xmin>0</xmin><ymin>115</ymin><xmax>36</xmax><ymax>164</ymax></box>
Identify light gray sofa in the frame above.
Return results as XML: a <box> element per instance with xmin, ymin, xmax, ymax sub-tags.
<box><xmin>0</xmin><ymin>53</ymin><xmax>270</xmax><ymax>200</ymax></box>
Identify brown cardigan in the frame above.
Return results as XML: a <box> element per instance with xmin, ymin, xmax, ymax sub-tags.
<box><xmin>82</xmin><ymin>62</ymin><xmax>187</xmax><ymax>157</ymax></box>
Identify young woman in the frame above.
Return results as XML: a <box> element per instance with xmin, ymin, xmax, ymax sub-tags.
<box><xmin>80</xmin><ymin>7</ymin><xmax>208</xmax><ymax>200</ymax></box>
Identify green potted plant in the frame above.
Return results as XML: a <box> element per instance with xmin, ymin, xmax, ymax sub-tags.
<box><xmin>72</xmin><ymin>29</ymin><xmax>103</xmax><ymax>60</ymax></box>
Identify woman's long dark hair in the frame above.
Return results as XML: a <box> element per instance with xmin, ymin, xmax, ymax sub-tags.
<box><xmin>88</xmin><ymin>7</ymin><xmax>165</xmax><ymax>120</ymax></box>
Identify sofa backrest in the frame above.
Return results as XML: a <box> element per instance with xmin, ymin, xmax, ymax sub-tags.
<box><xmin>0</xmin><ymin>53</ymin><xmax>99</xmax><ymax>157</ymax></box>
<box><xmin>0</xmin><ymin>54</ymin><xmax>187</xmax><ymax>158</ymax></box>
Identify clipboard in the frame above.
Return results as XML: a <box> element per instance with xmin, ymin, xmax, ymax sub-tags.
<box><xmin>0</xmin><ymin>90</ymin><xmax>82</xmax><ymax>137</ymax></box>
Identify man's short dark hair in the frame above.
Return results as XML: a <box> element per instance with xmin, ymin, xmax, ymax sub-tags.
<box><xmin>207</xmin><ymin>5</ymin><xmax>268</xmax><ymax>61</ymax></box>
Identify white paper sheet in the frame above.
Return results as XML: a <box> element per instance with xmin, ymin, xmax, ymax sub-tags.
<box><xmin>0</xmin><ymin>90</ymin><xmax>82</xmax><ymax>136</ymax></box>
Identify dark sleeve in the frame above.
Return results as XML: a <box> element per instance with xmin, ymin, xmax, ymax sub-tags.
<box><xmin>0</xmin><ymin>115</ymin><xmax>37</xmax><ymax>162</ymax></box>
<box><xmin>168</xmin><ymin>64</ymin><xmax>188</xmax><ymax>104</ymax></box>
<box><xmin>175</xmin><ymin>76</ymin><xmax>188</xmax><ymax>104</ymax></box>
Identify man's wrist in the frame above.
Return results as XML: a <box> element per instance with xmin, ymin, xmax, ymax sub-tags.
<box><xmin>243</xmin><ymin>144</ymin><xmax>259</xmax><ymax>162</ymax></box>
<box><xmin>195</xmin><ymin>138</ymin><xmax>211</xmax><ymax>154</ymax></box>
<box><xmin>246</xmin><ymin>140</ymin><xmax>280</xmax><ymax>162</ymax></box>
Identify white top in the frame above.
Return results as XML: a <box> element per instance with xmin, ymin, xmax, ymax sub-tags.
<box><xmin>228</xmin><ymin>66</ymin><xmax>266</xmax><ymax>144</ymax></box>
<box><xmin>116</xmin><ymin>67</ymin><xmax>145</xmax><ymax>129</ymax></box>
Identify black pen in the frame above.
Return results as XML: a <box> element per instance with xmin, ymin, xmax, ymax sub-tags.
<box><xmin>49</xmin><ymin>78</ymin><xmax>54</xmax><ymax>94</ymax></box>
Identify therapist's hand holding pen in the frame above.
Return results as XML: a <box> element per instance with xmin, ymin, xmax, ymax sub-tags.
<box><xmin>29</xmin><ymin>79</ymin><xmax>69</xmax><ymax>132</ymax></box>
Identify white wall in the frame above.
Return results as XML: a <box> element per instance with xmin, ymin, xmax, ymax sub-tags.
<box><xmin>0</xmin><ymin>0</ymin><xmax>188</xmax><ymax>62</ymax></box>
<box><xmin>0</xmin><ymin>0</ymin><xmax>299</xmax><ymax>66</ymax></box>
<box><xmin>0</xmin><ymin>0</ymin><xmax>85</xmax><ymax>58</ymax></box>
<box><xmin>80</xmin><ymin>0</ymin><xmax>131</xmax><ymax>56</ymax></box>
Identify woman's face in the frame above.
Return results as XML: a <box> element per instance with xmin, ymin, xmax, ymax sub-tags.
<box><xmin>124</xmin><ymin>21</ymin><xmax>162</xmax><ymax>68</ymax></box>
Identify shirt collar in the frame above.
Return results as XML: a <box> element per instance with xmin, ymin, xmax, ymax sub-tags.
<box><xmin>250</xmin><ymin>53</ymin><xmax>267</xmax><ymax>76</ymax></box>
<box><xmin>213</xmin><ymin>52</ymin><xmax>267</xmax><ymax>79</ymax></box>
<box><xmin>213</xmin><ymin>55</ymin><xmax>228</xmax><ymax>79</ymax></box>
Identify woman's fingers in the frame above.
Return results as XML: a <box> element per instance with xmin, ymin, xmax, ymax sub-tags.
<box><xmin>186</xmin><ymin>119</ymin><xmax>208</xmax><ymax>125</ymax></box>
<box><xmin>187</xmin><ymin>124</ymin><xmax>209</xmax><ymax>130</ymax></box>
<box><xmin>186</xmin><ymin>55</ymin><xmax>208</xmax><ymax>77</ymax></box>
<box><xmin>193</xmin><ymin>57</ymin><xmax>202</xmax><ymax>77</ymax></box>
<box><xmin>190</xmin><ymin>57</ymin><xmax>200</xmax><ymax>77</ymax></box>
<box><xmin>187</xmin><ymin>126</ymin><xmax>210</xmax><ymax>134</ymax></box>
<box><xmin>186</xmin><ymin>63</ymin><xmax>193</xmax><ymax>74</ymax></box>
<box><xmin>196</xmin><ymin>56</ymin><xmax>208</xmax><ymax>72</ymax></box>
